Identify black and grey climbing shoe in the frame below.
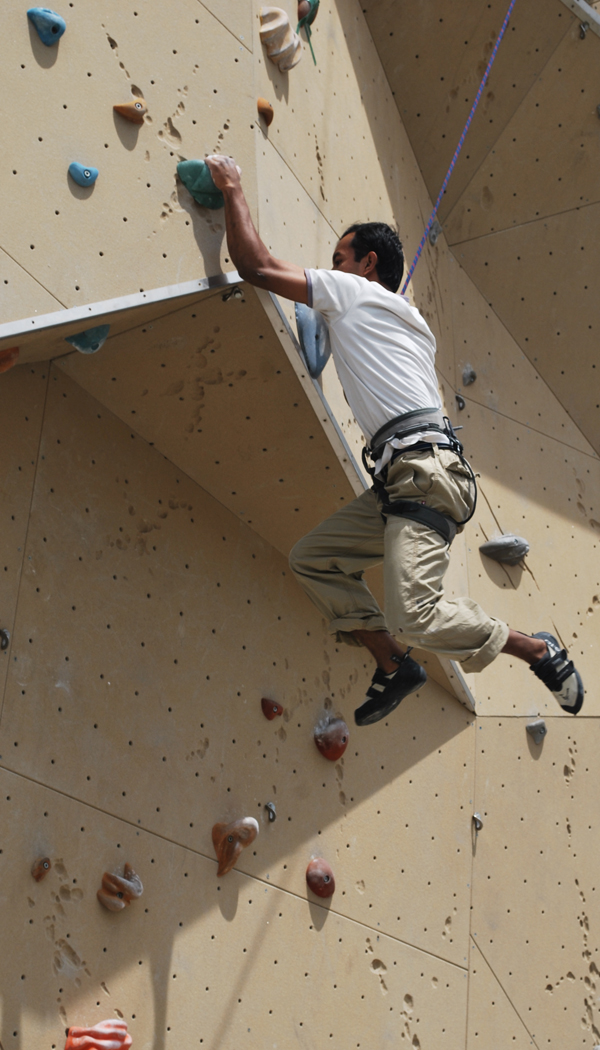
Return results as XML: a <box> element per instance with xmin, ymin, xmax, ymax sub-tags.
<box><xmin>354</xmin><ymin>649</ymin><xmax>427</xmax><ymax>727</ymax></box>
<box><xmin>530</xmin><ymin>632</ymin><xmax>584</xmax><ymax>715</ymax></box>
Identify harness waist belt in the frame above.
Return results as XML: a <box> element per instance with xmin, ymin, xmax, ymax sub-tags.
<box><xmin>369</xmin><ymin>407</ymin><xmax>447</xmax><ymax>455</ymax></box>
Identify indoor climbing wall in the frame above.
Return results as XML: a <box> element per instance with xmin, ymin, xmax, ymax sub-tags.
<box><xmin>0</xmin><ymin>0</ymin><xmax>599</xmax><ymax>1049</ymax></box>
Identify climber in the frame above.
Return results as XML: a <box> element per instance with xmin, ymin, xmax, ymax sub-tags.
<box><xmin>205</xmin><ymin>155</ymin><xmax>585</xmax><ymax>726</ymax></box>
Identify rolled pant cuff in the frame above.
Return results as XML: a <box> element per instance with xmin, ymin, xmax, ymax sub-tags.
<box><xmin>460</xmin><ymin>618</ymin><xmax>510</xmax><ymax>673</ymax></box>
<box><xmin>329</xmin><ymin>615</ymin><xmax>388</xmax><ymax>647</ymax></box>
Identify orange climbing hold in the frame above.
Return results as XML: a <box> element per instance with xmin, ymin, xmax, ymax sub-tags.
<box><xmin>261</xmin><ymin>697</ymin><xmax>283</xmax><ymax>720</ymax></box>
<box><xmin>314</xmin><ymin>716</ymin><xmax>349</xmax><ymax>761</ymax></box>
<box><xmin>257</xmin><ymin>97</ymin><xmax>274</xmax><ymax>126</ymax></box>
<box><xmin>65</xmin><ymin>1020</ymin><xmax>132</xmax><ymax>1049</ymax></box>
<box><xmin>306</xmin><ymin>857</ymin><xmax>335</xmax><ymax>898</ymax></box>
<box><xmin>212</xmin><ymin>817</ymin><xmax>259</xmax><ymax>876</ymax></box>
<box><xmin>0</xmin><ymin>347</ymin><xmax>19</xmax><ymax>374</ymax></box>
<box><xmin>31</xmin><ymin>857</ymin><xmax>51</xmax><ymax>881</ymax></box>
<box><xmin>97</xmin><ymin>862</ymin><xmax>143</xmax><ymax>912</ymax></box>
<box><xmin>113</xmin><ymin>99</ymin><xmax>148</xmax><ymax>125</ymax></box>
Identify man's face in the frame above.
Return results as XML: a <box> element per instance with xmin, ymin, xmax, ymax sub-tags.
<box><xmin>332</xmin><ymin>233</ymin><xmax>377</xmax><ymax>280</ymax></box>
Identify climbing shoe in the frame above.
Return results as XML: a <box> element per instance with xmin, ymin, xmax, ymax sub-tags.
<box><xmin>354</xmin><ymin>649</ymin><xmax>427</xmax><ymax>727</ymax></box>
<box><xmin>530</xmin><ymin>632</ymin><xmax>584</xmax><ymax>715</ymax></box>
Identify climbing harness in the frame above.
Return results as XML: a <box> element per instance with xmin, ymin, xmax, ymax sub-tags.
<box><xmin>361</xmin><ymin>407</ymin><xmax>478</xmax><ymax>545</ymax></box>
<box><xmin>297</xmin><ymin>0</ymin><xmax>319</xmax><ymax>64</ymax></box>
<box><xmin>401</xmin><ymin>0</ymin><xmax>518</xmax><ymax>294</ymax></box>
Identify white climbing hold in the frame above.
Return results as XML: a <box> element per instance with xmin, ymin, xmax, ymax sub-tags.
<box><xmin>479</xmin><ymin>533</ymin><xmax>529</xmax><ymax>564</ymax></box>
<box><xmin>259</xmin><ymin>7</ymin><xmax>302</xmax><ymax>71</ymax></box>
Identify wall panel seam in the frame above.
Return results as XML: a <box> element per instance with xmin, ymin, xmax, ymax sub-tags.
<box><xmin>0</xmin><ymin>245</ymin><xmax>67</xmax><ymax>312</ymax></box>
<box><xmin>469</xmin><ymin>937</ymin><xmax>541</xmax><ymax>1048</ymax></box>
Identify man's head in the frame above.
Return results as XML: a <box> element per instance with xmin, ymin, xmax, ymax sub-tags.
<box><xmin>332</xmin><ymin>223</ymin><xmax>404</xmax><ymax>293</ymax></box>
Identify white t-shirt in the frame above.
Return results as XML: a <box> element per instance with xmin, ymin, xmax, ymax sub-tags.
<box><xmin>306</xmin><ymin>268</ymin><xmax>442</xmax><ymax>449</ymax></box>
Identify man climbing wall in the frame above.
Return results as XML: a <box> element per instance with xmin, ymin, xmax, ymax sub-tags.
<box><xmin>205</xmin><ymin>155</ymin><xmax>585</xmax><ymax>727</ymax></box>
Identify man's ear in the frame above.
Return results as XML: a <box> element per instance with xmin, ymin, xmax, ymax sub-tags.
<box><xmin>364</xmin><ymin>250</ymin><xmax>378</xmax><ymax>277</ymax></box>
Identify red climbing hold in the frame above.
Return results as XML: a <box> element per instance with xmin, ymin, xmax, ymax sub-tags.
<box><xmin>113</xmin><ymin>98</ymin><xmax>148</xmax><ymax>125</ymax></box>
<box><xmin>31</xmin><ymin>857</ymin><xmax>51</xmax><ymax>882</ymax></box>
<box><xmin>0</xmin><ymin>347</ymin><xmax>19</xmax><ymax>374</ymax></box>
<box><xmin>65</xmin><ymin>1020</ymin><xmax>132</xmax><ymax>1049</ymax></box>
<box><xmin>261</xmin><ymin>697</ymin><xmax>283</xmax><ymax>720</ymax></box>
<box><xmin>314</xmin><ymin>716</ymin><xmax>349</xmax><ymax>761</ymax></box>
<box><xmin>306</xmin><ymin>857</ymin><xmax>335</xmax><ymax>898</ymax></box>
<box><xmin>212</xmin><ymin>817</ymin><xmax>259</xmax><ymax>876</ymax></box>
<box><xmin>97</xmin><ymin>862</ymin><xmax>143</xmax><ymax>912</ymax></box>
<box><xmin>257</xmin><ymin>97</ymin><xmax>274</xmax><ymax>126</ymax></box>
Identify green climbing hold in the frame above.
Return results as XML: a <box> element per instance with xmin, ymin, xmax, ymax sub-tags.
<box><xmin>177</xmin><ymin>160</ymin><xmax>224</xmax><ymax>210</ymax></box>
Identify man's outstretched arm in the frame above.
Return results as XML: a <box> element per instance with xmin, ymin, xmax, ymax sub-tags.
<box><xmin>206</xmin><ymin>154</ymin><xmax>309</xmax><ymax>304</ymax></box>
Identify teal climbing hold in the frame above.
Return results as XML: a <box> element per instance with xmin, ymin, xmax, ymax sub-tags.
<box><xmin>297</xmin><ymin>0</ymin><xmax>319</xmax><ymax>64</ymax></box>
<box><xmin>27</xmin><ymin>7</ymin><xmax>66</xmax><ymax>45</ymax></box>
<box><xmin>65</xmin><ymin>324</ymin><xmax>110</xmax><ymax>355</ymax></box>
<box><xmin>177</xmin><ymin>160</ymin><xmax>224</xmax><ymax>209</ymax></box>
<box><xmin>68</xmin><ymin>162</ymin><xmax>98</xmax><ymax>187</ymax></box>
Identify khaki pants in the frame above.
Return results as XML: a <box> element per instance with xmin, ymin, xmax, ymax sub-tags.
<box><xmin>289</xmin><ymin>445</ymin><xmax>509</xmax><ymax>673</ymax></box>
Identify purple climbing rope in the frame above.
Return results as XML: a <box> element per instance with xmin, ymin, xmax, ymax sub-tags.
<box><xmin>401</xmin><ymin>0</ymin><xmax>518</xmax><ymax>295</ymax></box>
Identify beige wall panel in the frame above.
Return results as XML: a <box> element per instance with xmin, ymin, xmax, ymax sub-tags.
<box><xmin>0</xmin><ymin>768</ymin><xmax>468</xmax><ymax>1050</ymax></box>
<box><xmin>455</xmin><ymin>400</ymin><xmax>600</xmax><ymax>716</ymax></box>
<box><xmin>0</xmin><ymin>364</ymin><xmax>48</xmax><ymax>704</ymax></box>
<box><xmin>454</xmin><ymin>208</ymin><xmax>600</xmax><ymax>456</ymax></box>
<box><xmin>0</xmin><ymin>249</ymin><xmax>64</xmax><ymax>325</ymax></box>
<box><xmin>448</xmin><ymin>255</ymin><xmax>596</xmax><ymax>456</ymax></box>
<box><xmin>471</xmin><ymin>718</ymin><xmax>600</xmax><ymax>1047</ymax></box>
<box><xmin>361</xmin><ymin>0</ymin><xmax>574</xmax><ymax>221</ymax></box>
<box><xmin>445</xmin><ymin>22</ymin><xmax>600</xmax><ymax>244</ymax></box>
<box><xmin>467</xmin><ymin>940</ymin><xmax>536</xmax><ymax>1048</ymax></box>
<box><xmin>56</xmin><ymin>287</ymin><xmax>356</xmax><ymax>556</ymax></box>
<box><xmin>0</xmin><ymin>365</ymin><xmax>476</xmax><ymax>964</ymax></box>
<box><xmin>0</xmin><ymin>1</ymin><xmax>255</xmax><ymax>309</ymax></box>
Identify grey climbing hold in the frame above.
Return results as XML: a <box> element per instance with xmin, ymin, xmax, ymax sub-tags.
<box><xmin>295</xmin><ymin>302</ymin><xmax>331</xmax><ymax>378</ymax></box>
<box><xmin>455</xmin><ymin>394</ymin><xmax>465</xmax><ymax>411</ymax></box>
<box><xmin>68</xmin><ymin>162</ymin><xmax>98</xmax><ymax>188</ymax></box>
<box><xmin>222</xmin><ymin>286</ymin><xmax>244</xmax><ymax>302</ymax></box>
<box><xmin>65</xmin><ymin>324</ymin><xmax>110</xmax><ymax>355</ymax></box>
<box><xmin>177</xmin><ymin>159</ymin><xmax>224</xmax><ymax>209</ymax></box>
<box><xmin>462</xmin><ymin>364</ymin><xmax>477</xmax><ymax>386</ymax></box>
<box><xmin>580</xmin><ymin>20</ymin><xmax>589</xmax><ymax>38</ymax></box>
<box><xmin>428</xmin><ymin>219</ymin><xmax>442</xmax><ymax>246</ymax></box>
<box><xmin>27</xmin><ymin>7</ymin><xmax>66</xmax><ymax>45</ymax></box>
<box><xmin>526</xmin><ymin>719</ymin><xmax>547</xmax><ymax>745</ymax></box>
<box><xmin>0</xmin><ymin>629</ymin><xmax>10</xmax><ymax>651</ymax></box>
<box><xmin>265</xmin><ymin>802</ymin><xmax>277</xmax><ymax>822</ymax></box>
<box><xmin>473</xmin><ymin>813</ymin><xmax>483</xmax><ymax>832</ymax></box>
<box><xmin>479</xmin><ymin>533</ymin><xmax>529</xmax><ymax>565</ymax></box>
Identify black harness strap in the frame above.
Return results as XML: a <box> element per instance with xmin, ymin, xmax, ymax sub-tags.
<box><xmin>380</xmin><ymin>497</ymin><xmax>458</xmax><ymax>545</ymax></box>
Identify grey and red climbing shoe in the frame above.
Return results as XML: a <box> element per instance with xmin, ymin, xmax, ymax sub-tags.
<box><xmin>354</xmin><ymin>649</ymin><xmax>427</xmax><ymax>727</ymax></box>
<box><xmin>530</xmin><ymin>632</ymin><xmax>584</xmax><ymax>715</ymax></box>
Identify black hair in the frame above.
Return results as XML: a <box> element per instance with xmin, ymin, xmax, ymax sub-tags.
<box><xmin>341</xmin><ymin>222</ymin><xmax>404</xmax><ymax>293</ymax></box>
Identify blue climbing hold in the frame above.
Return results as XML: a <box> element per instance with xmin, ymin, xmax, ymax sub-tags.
<box><xmin>68</xmin><ymin>162</ymin><xmax>98</xmax><ymax>187</ymax></box>
<box><xmin>27</xmin><ymin>7</ymin><xmax>66</xmax><ymax>45</ymax></box>
<box><xmin>295</xmin><ymin>302</ymin><xmax>331</xmax><ymax>378</ymax></box>
<box><xmin>177</xmin><ymin>160</ymin><xmax>224</xmax><ymax>209</ymax></box>
<box><xmin>65</xmin><ymin>324</ymin><xmax>110</xmax><ymax>355</ymax></box>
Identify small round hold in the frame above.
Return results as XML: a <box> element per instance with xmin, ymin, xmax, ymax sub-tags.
<box><xmin>314</xmin><ymin>717</ymin><xmax>349</xmax><ymax>761</ymax></box>
<box><xmin>32</xmin><ymin>857</ymin><xmax>51</xmax><ymax>881</ymax></box>
<box><xmin>261</xmin><ymin>697</ymin><xmax>283</xmax><ymax>720</ymax></box>
<box><xmin>0</xmin><ymin>628</ymin><xmax>11</xmax><ymax>650</ymax></box>
<box><xmin>212</xmin><ymin>817</ymin><xmax>259</xmax><ymax>876</ymax></box>
<box><xmin>113</xmin><ymin>98</ymin><xmax>148</xmax><ymax>125</ymax></box>
<box><xmin>257</xmin><ymin>97</ymin><xmax>274</xmax><ymax>126</ymax></box>
<box><xmin>306</xmin><ymin>857</ymin><xmax>335</xmax><ymax>898</ymax></box>
<box><xmin>0</xmin><ymin>348</ymin><xmax>19</xmax><ymax>375</ymax></box>
<box><xmin>68</xmin><ymin>162</ymin><xmax>99</xmax><ymax>188</ymax></box>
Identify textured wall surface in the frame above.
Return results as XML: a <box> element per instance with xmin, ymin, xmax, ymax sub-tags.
<box><xmin>0</xmin><ymin>0</ymin><xmax>599</xmax><ymax>1048</ymax></box>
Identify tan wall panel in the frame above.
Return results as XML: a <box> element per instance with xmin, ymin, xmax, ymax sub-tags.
<box><xmin>467</xmin><ymin>940</ymin><xmax>536</xmax><ymax>1048</ymax></box>
<box><xmin>0</xmin><ymin>768</ymin><xmax>468</xmax><ymax>1050</ymax></box>
<box><xmin>0</xmin><ymin>364</ymin><xmax>48</xmax><ymax>704</ymax></box>
<box><xmin>445</xmin><ymin>22</ymin><xmax>600</xmax><ymax>244</ymax></box>
<box><xmin>454</xmin><ymin>208</ymin><xmax>600</xmax><ymax>456</ymax></box>
<box><xmin>0</xmin><ymin>364</ymin><xmax>475</xmax><ymax>965</ymax></box>
<box><xmin>361</xmin><ymin>0</ymin><xmax>574</xmax><ymax>220</ymax></box>
<box><xmin>471</xmin><ymin>718</ymin><xmax>600</xmax><ymax>1047</ymax></box>
<box><xmin>0</xmin><ymin>249</ymin><xmax>63</xmax><ymax>326</ymax></box>
<box><xmin>455</xmin><ymin>400</ymin><xmax>600</xmax><ymax>716</ymax></box>
<box><xmin>56</xmin><ymin>287</ymin><xmax>356</xmax><ymax>556</ymax></box>
<box><xmin>0</xmin><ymin>1</ymin><xmax>255</xmax><ymax>309</ymax></box>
